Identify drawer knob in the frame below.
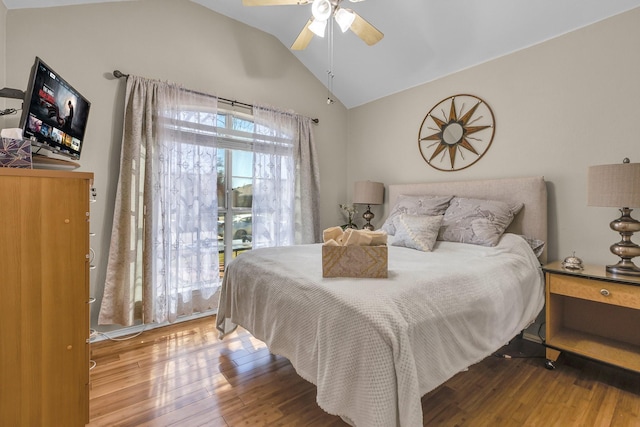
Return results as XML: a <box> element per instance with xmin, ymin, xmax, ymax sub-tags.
<box><xmin>600</xmin><ymin>288</ymin><xmax>611</xmax><ymax>297</ymax></box>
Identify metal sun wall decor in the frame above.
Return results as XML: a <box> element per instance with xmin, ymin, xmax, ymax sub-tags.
<box><xmin>418</xmin><ymin>94</ymin><xmax>495</xmax><ymax>171</ymax></box>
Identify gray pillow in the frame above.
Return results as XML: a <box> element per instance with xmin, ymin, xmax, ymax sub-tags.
<box><xmin>439</xmin><ymin>197</ymin><xmax>523</xmax><ymax>247</ymax></box>
<box><xmin>381</xmin><ymin>194</ymin><xmax>453</xmax><ymax>235</ymax></box>
<box><xmin>518</xmin><ymin>235</ymin><xmax>546</xmax><ymax>258</ymax></box>
<box><xmin>391</xmin><ymin>214</ymin><xmax>443</xmax><ymax>252</ymax></box>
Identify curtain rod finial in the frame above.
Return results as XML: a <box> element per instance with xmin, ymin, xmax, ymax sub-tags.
<box><xmin>113</xmin><ymin>70</ymin><xmax>129</xmax><ymax>79</ymax></box>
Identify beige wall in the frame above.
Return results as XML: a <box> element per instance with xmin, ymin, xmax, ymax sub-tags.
<box><xmin>347</xmin><ymin>7</ymin><xmax>640</xmax><ymax>266</ymax></box>
<box><xmin>3</xmin><ymin>0</ymin><xmax>348</xmax><ymax>331</ymax></box>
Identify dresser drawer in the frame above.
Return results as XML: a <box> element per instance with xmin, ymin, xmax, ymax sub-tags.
<box><xmin>549</xmin><ymin>274</ymin><xmax>640</xmax><ymax>310</ymax></box>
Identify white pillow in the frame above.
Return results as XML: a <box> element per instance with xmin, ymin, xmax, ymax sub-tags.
<box><xmin>381</xmin><ymin>194</ymin><xmax>453</xmax><ymax>235</ymax></box>
<box><xmin>391</xmin><ymin>214</ymin><xmax>443</xmax><ymax>252</ymax></box>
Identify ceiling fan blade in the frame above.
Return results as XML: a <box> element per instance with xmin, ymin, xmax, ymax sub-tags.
<box><xmin>349</xmin><ymin>11</ymin><xmax>383</xmax><ymax>46</ymax></box>
<box><xmin>242</xmin><ymin>0</ymin><xmax>310</xmax><ymax>6</ymax></box>
<box><xmin>291</xmin><ymin>18</ymin><xmax>315</xmax><ymax>50</ymax></box>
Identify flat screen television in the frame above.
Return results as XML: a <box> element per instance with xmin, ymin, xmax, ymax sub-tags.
<box><xmin>19</xmin><ymin>57</ymin><xmax>91</xmax><ymax>160</ymax></box>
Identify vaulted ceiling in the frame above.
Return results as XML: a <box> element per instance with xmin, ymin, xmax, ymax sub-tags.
<box><xmin>5</xmin><ymin>0</ymin><xmax>640</xmax><ymax>108</ymax></box>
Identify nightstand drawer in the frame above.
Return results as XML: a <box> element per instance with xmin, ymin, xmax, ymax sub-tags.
<box><xmin>549</xmin><ymin>274</ymin><xmax>640</xmax><ymax>310</ymax></box>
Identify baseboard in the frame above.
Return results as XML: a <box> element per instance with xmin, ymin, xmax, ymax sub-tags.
<box><xmin>91</xmin><ymin>310</ymin><xmax>217</xmax><ymax>343</ymax></box>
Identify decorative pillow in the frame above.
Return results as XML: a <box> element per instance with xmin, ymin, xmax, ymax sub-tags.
<box><xmin>391</xmin><ymin>214</ymin><xmax>443</xmax><ymax>252</ymax></box>
<box><xmin>381</xmin><ymin>194</ymin><xmax>453</xmax><ymax>235</ymax></box>
<box><xmin>439</xmin><ymin>197</ymin><xmax>523</xmax><ymax>247</ymax></box>
<box><xmin>518</xmin><ymin>235</ymin><xmax>546</xmax><ymax>258</ymax></box>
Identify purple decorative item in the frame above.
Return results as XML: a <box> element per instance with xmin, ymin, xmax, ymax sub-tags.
<box><xmin>0</xmin><ymin>138</ymin><xmax>32</xmax><ymax>168</ymax></box>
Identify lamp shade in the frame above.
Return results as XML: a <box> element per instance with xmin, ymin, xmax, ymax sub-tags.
<box><xmin>588</xmin><ymin>161</ymin><xmax>640</xmax><ymax>208</ymax></box>
<box><xmin>311</xmin><ymin>0</ymin><xmax>332</xmax><ymax>21</ymax></box>
<box><xmin>353</xmin><ymin>181</ymin><xmax>384</xmax><ymax>205</ymax></box>
<box><xmin>308</xmin><ymin>19</ymin><xmax>327</xmax><ymax>37</ymax></box>
<box><xmin>335</xmin><ymin>8</ymin><xmax>355</xmax><ymax>32</ymax></box>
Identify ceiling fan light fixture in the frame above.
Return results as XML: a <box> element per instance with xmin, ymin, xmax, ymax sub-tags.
<box><xmin>308</xmin><ymin>18</ymin><xmax>327</xmax><ymax>37</ymax></box>
<box><xmin>311</xmin><ymin>0</ymin><xmax>332</xmax><ymax>21</ymax></box>
<box><xmin>334</xmin><ymin>8</ymin><xmax>355</xmax><ymax>32</ymax></box>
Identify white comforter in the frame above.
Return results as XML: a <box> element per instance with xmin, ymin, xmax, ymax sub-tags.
<box><xmin>216</xmin><ymin>233</ymin><xmax>544</xmax><ymax>427</ymax></box>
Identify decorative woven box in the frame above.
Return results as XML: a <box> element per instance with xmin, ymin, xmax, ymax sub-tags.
<box><xmin>322</xmin><ymin>245</ymin><xmax>388</xmax><ymax>278</ymax></box>
<box><xmin>0</xmin><ymin>138</ymin><xmax>32</xmax><ymax>168</ymax></box>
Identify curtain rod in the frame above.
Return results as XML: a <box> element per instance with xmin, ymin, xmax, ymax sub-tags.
<box><xmin>112</xmin><ymin>70</ymin><xmax>319</xmax><ymax>124</ymax></box>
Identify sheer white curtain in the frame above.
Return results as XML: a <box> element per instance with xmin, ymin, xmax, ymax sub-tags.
<box><xmin>99</xmin><ymin>76</ymin><xmax>220</xmax><ymax>326</ymax></box>
<box><xmin>252</xmin><ymin>105</ymin><xmax>321</xmax><ymax>248</ymax></box>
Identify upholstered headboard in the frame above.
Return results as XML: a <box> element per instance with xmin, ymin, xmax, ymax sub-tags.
<box><xmin>388</xmin><ymin>176</ymin><xmax>548</xmax><ymax>263</ymax></box>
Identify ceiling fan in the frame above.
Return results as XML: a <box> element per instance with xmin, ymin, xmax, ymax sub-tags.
<box><xmin>242</xmin><ymin>0</ymin><xmax>384</xmax><ymax>50</ymax></box>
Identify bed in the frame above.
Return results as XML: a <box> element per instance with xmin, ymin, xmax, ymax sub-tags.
<box><xmin>216</xmin><ymin>175</ymin><xmax>547</xmax><ymax>427</ymax></box>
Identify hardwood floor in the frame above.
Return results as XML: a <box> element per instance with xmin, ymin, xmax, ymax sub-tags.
<box><xmin>88</xmin><ymin>316</ymin><xmax>640</xmax><ymax>427</ymax></box>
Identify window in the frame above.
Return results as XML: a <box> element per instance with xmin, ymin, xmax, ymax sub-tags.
<box><xmin>167</xmin><ymin>107</ymin><xmax>294</xmax><ymax>276</ymax></box>
<box><xmin>215</xmin><ymin>112</ymin><xmax>259</xmax><ymax>272</ymax></box>
<box><xmin>217</xmin><ymin>147</ymin><xmax>254</xmax><ymax>273</ymax></box>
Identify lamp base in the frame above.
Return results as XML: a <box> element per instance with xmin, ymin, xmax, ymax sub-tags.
<box><xmin>606</xmin><ymin>260</ymin><xmax>640</xmax><ymax>277</ymax></box>
<box><xmin>607</xmin><ymin>207</ymin><xmax>640</xmax><ymax>277</ymax></box>
<box><xmin>362</xmin><ymin>205</ymin><xmax>375</xmax><ymax>231</ymax></box>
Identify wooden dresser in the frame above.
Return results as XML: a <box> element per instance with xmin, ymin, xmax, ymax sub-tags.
<box><xmin>0</xmin><ymin>168</ymin><xmax>93</xmax><ymax>426</ymax></box>
<box><xmin>543</xmin><ymin>261</ymin><xmax>640</xmax><ymax>372</ymax></box>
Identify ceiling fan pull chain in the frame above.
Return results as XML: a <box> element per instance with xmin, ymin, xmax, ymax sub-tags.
<box><xmin>327</xmin><ymin>17</ymin><xmax>335</xmax><ymax>104</ymax></box>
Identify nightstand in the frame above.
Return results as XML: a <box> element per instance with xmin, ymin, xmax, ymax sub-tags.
<box><xmin>542</xmin><ymin>261</ymin><xmax>640</xmax><ymax>372</ymax></box>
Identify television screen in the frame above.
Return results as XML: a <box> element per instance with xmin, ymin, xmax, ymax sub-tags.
<box><xmin>20</xmin><ymin>57</ymin><xmax>91</xmax><ymax>160</ymax></box>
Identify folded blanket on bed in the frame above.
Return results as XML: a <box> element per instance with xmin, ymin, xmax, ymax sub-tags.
<box><xmin>323</xmin><ymin>226</ymin><xmax>388</xmax><ymax>246</ymax></box>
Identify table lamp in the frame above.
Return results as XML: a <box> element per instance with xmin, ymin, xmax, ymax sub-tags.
<box><xmin>587</xmin><ymin>158</ymin><xmax>640</xmax><ymax>276</ymax></box>
<box><xmin>353</xmin><ymin>181</ymin><xmax>384</xmax><ymax>231</ymax></box>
